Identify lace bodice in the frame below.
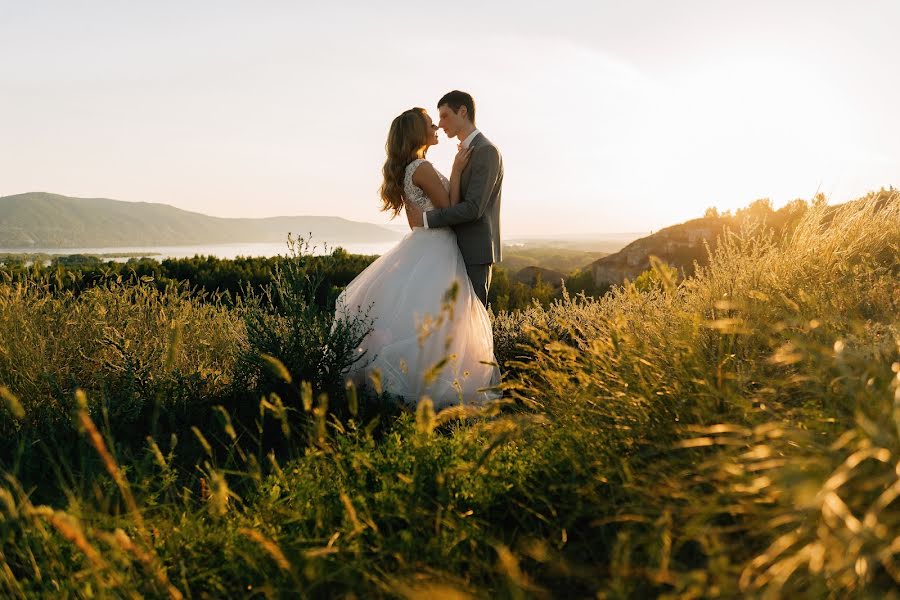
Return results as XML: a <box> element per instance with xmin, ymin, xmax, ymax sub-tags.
<box><xmin>404</xmin><ymin>159</ymin><xmax>449</xmax><ymax>212</ymax></box>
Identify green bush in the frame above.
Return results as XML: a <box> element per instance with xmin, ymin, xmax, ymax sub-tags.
<box><xmin>234</xmin><ymin>236</ymin><xmax>374</xmax><ymax>410</ymax></box>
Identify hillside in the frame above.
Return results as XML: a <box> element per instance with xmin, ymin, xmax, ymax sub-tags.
<box><xmin>499</xmin><ymin>244</ymin><xmax>610</xmax><ymax>274</ymax></box>
<box><xmin>589</xmin><ymin>198</ymin><xmax>813</xmax><ymax>286</ymax></box>
<box><xmin>589</xmin><ymin>216</ymin><xmax>731</xmax><ymax>286</ymax></box>
<box><xmin>0</xmin><ymin>192</ymin><xmax>402</xmax><ymax>248</ymax></box>
<box><xmin>514</xmin><ymin>265</ymin><xmax>567</xmax><ymax>287</ymax></box>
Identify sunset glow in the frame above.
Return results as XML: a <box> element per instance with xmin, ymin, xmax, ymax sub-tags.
<box><xmin>1</xmin><ymin>1</ymin><xmax>897</xmax><ymax>235</ymax></box>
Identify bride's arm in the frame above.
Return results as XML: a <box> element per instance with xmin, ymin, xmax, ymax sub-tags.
<box><xmin>411</xmin><ymin>162</ymin><xmax>451</xmax><ymax>209</ymax></box>
<box><xmin>411</xmin><ymin>149</ymin><xmax>473</xmax><ymax>210</ymax></box>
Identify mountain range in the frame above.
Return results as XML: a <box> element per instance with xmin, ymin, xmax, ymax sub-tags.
<box><xmin>0</xmin><ymin>192</ymin><xmax>402</xmax><ymax>248</ymax></box>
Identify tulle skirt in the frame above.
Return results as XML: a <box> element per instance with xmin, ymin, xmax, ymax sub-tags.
<box><xmin>335</xmin><ymin>227</ymin><xmax>500</xmax><ymax>409</ymax></box>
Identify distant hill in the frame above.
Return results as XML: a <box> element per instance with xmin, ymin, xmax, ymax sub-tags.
<box><xmin>0</xmin><ymin>192</ymin><xmax>402</xmax><ymax>248</ymax></box>
<box><xmin>505</xmin><ymin>233</ymin><xmax>643</xmax><ymax>255</ymax></box>
<box><xmin>589</xmin><ymin>216</ymin><xmax>731</xmax><ymax>286</ymax></box>
<box><xmin>499</xmin><ymin>245</ymin><xmax>610</xmax><ymax>275</ymax></box>
<box><xmin>514</xmin><ymin>266</ymin><xmax>567</xmax><ymax>287</ymax></box>
<box><xmin>588</xmin><ymin>198</ymin><xmax>821</xmax><ymax>287</ymax></box>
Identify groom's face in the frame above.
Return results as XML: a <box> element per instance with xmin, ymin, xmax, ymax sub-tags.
<box><xmin>438</xmin><ymin>104</ymin><xmax>467</xmax><ymax>139</ymax></box>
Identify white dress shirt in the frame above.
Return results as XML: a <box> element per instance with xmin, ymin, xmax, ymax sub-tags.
<box><xmin>424</xmin><ymin>128</ymin><xmax>480</xmax><ymax>228</ymax></box>
<box><xmin>460</xmin><ymin>128</ymin><xmax>481</xmax><ymax>149</ymax></box>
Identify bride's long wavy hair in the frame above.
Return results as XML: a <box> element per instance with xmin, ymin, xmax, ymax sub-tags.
<box><xmin>380</xmin><ymin>107</ymin><xmax>430</xmax><ymax>217</ymax></box>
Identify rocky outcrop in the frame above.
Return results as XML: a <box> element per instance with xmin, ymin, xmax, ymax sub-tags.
<box><xmin>590</xmin><ymin>217</ymin><xmax>732</xmax><ymax>286</ymax></box>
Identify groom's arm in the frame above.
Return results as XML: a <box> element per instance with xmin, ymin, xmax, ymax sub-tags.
<box><xmin>424</xmin><ymin>145</ymin><xmax>500</xmax><ymax>228</ymax></box>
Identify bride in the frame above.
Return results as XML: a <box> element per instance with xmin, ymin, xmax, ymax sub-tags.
<box><xmin>334</xmin><ymin>107</ymin><xmax>500</xmax><ymax>409</ymax></box>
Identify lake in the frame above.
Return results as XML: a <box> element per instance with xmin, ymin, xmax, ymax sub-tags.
<box><xmin>0</xmin><ymin>241</ymin><xmax>400</xmax><ymax>261</ymax></box>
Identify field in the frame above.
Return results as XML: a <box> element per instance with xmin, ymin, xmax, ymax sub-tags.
<box><xmin>0</xmin><ymin>191</ymin><xmax>898</xmax><ymax>598</ymax></box>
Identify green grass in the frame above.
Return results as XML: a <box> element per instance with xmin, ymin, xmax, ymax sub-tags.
<box><xmin>0</xmin><ymin>190</ymin><xmax>898</xmax><ymax>598</ymax></box>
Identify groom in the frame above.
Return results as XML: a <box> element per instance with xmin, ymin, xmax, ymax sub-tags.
<box><xmin>406</xmin><ymin>90</ymin><xmax>503</xmax><ymax>307</ymax></box>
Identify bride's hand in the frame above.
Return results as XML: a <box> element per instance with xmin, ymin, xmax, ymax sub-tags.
<box><xmin>452</xmin><ymin>146</ymin><xmax>473</xmax><ymax>175</ymax></box>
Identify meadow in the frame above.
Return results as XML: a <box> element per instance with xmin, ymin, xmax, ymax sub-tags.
<box><xmin>0</xmin><ymin>190</ymin><xmax>898</xmax><ymax>598</ymax></box>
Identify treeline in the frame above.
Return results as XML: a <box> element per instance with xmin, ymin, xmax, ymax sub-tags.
<box><xmin>0</xmin><ymin>247</ymin><xmax>370</xmax><ymax>307</ymax></box>
<box><xmin>0</xmin><ymin>246</ymin><xmax>601</xmax><ymax>312</ymax></box>
<box><xmin>489</xmin><ymin>266</ymin><xmax>606</xmax><ymax>311</ymax></box>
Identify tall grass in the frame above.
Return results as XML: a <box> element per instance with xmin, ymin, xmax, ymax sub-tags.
<box><xmin>0</xmin><ymin>190</ymin><xmax>897</xmax><ymax>597</ymax></box>
<box><xmin>0</xmin><ymin>277</ymin><xmax>245</xmax><ymax>494</ymax></box>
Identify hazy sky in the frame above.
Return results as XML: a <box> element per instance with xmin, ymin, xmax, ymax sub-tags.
<box><xmin>2</xmin><ymin>1</ymin><xmax>898</xmax><ymax>235</ymax></box>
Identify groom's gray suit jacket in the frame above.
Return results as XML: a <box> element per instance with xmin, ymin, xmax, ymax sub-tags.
<box><xmin>425</xmin><ymin>132</ymin><xmax>503</xmax><ymax>266</ymax></box>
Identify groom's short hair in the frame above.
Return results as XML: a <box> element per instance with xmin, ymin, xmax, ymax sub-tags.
<box><xmin>438</xmin><ymin>90</ymin><xmax>475</xmax><ymax>125</ymax></box>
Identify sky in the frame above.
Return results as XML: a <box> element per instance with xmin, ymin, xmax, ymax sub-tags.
<box><xmin>1</xmin><ymin>0</ymin><xmax>898</xmax><ymax>236</ymax></box>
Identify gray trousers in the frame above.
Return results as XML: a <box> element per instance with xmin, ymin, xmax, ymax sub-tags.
<box><xmin>465</xmin><ymin>263</ymin><xmax>493</xmax><ymax>308</ymax></box>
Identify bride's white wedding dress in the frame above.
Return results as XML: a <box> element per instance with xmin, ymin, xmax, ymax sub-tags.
<box><xmin>335</xmin><ymin>158</ymin><xmax>501</xmax><ymax>409</ymax></box>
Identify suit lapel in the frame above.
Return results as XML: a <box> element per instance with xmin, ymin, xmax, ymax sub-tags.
<box><xmin>461</xmin><ymin>133</ymin><xmax>485</xmax><ymax>189</ymax></box>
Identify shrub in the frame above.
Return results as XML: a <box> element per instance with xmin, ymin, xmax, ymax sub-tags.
<box><xmin>235</xmin><ymin>235</ymin><xmax>374</xmax><ymax>414</ymax></box>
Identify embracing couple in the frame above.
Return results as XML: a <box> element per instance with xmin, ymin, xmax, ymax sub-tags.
<box><xmin>335</xmin><ymin>90</ymin><xmax>502</xmax><ymax>409</ymax></box>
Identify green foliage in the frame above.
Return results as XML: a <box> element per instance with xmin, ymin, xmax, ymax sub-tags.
<box><xmin>488</xmin><ymin>266</ymin><xmax>552</xmax><ymax>312</ymax></box>
<box><xmin>235</xmin><ymin>235</ymin><xmax>374</xmax><ymax>410</ymax></box>
<box><xmin>0</xmin><ymin>190</ymin><xmax>898</xmax><ymax>597</ymax></box>
<box><xmin>0</xmin><ymin>276</ymin><xmax>245</xmax><ymax>495</ymax></box>
<box><xmin>489</xmin><ymin>265</ymin><xmax>604</xmax><ymax>312</ymax></box>
<box><xmin>0</xmin><ymin>249</ymin><xmax>379</xmax><ymax>308</ymax></box>
<box><xmin>1</xmin><ymin>242</ymin><xmax>611</xmax><ymax>315</ymax></box>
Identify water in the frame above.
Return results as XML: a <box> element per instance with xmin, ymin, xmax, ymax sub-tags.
<box><xmin>0</xmin><ymin>241</ymin><xmax>400</xmax><ymax>262</ymax></box>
